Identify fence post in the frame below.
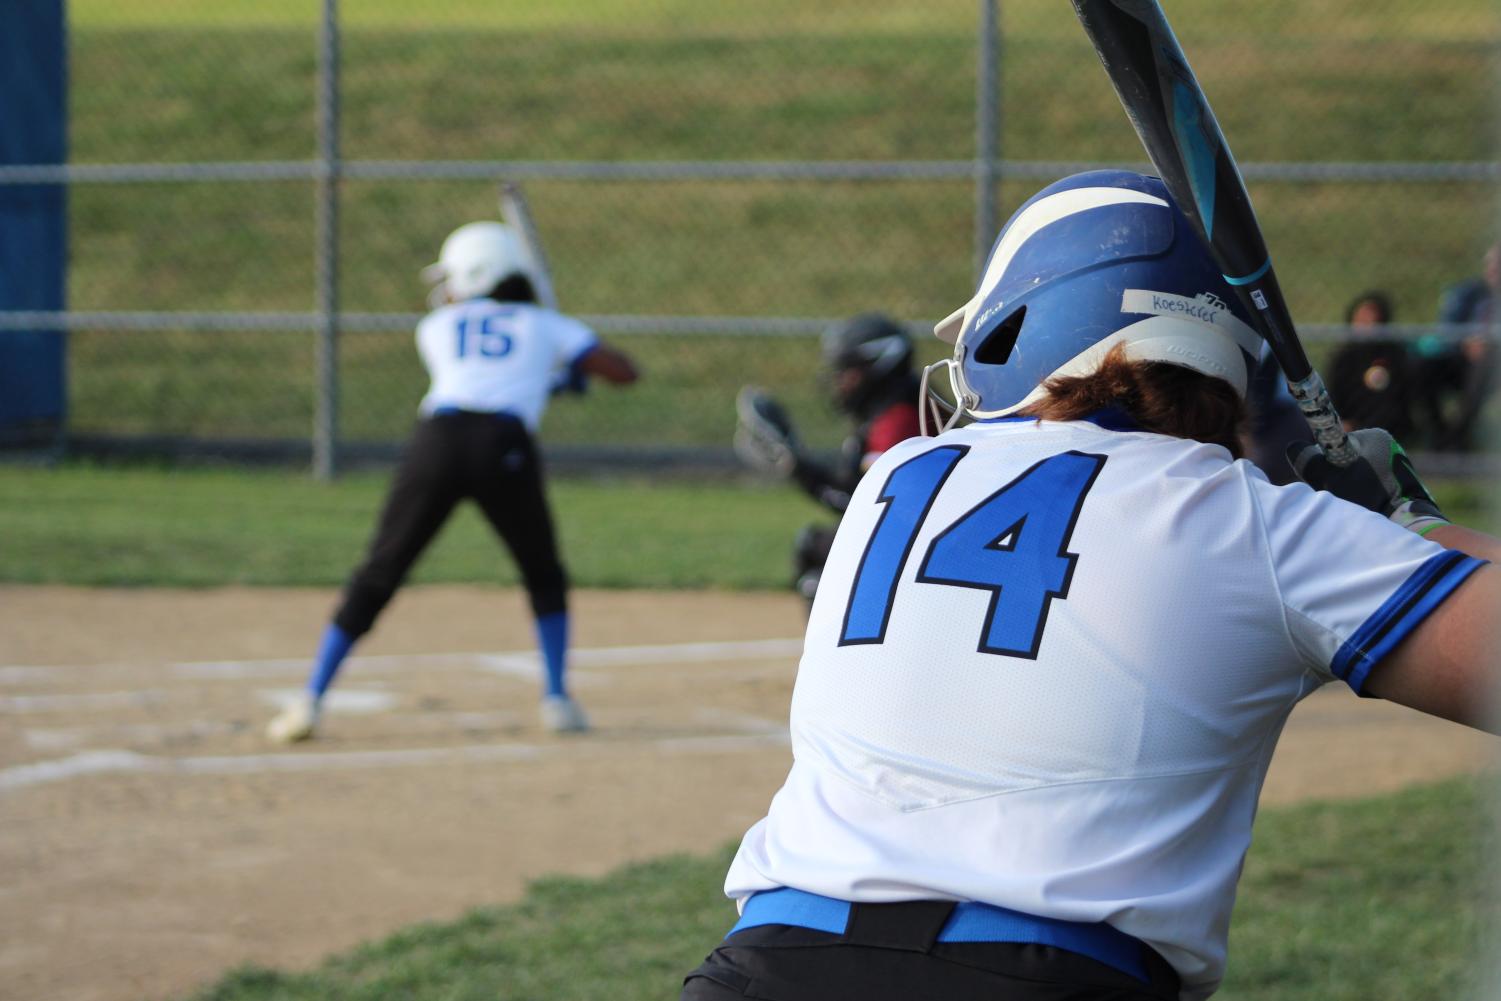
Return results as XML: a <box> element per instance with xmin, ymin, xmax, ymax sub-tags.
<box><xmin>974</xmin><ymin>0</ymin><xmax>1001</xmax><ymax>281</ymax></box>
<box><xmin>313</xmin><ymin>0</ymin><xmax>341</xmax><ymax>480</ymax></box>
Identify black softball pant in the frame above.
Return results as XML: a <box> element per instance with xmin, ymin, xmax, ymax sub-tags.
<box><xmin>333</xmin><ymin>411</ymin><xmax>567</xmax><ymax>638</ymax></box>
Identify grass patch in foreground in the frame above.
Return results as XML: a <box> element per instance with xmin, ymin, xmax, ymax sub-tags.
<box><xmin>182</xmin><ymin>775</ymin><xmax>1495</xmax><ymax>1001</ymax></box>
<box><xmin>1221</xmin><ymin>777</ymin><xmax>1496</xmax><ymax>1001</ymax></box>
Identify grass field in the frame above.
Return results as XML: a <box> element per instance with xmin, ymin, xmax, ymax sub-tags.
<box><xmin>0</xmin><ymin>463</ymin><xmax>817</xmax><ymax>589</ymax></box>
<box><xmin>180</xmin><ymin>775</ymin><xmax>1496</xmax><ymax>1001</ymax></box>
<box><xmin>0</xmin><ymin>463</ymin><xmax>1492</xmax><ymax>589</ymax></box>
<box><xmin>48</xmin><ymin>1</ymin><xmax>1500</xmax><ymax>449</ymax></box>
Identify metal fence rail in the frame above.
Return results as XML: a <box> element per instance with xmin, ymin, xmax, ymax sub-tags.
<box><xmin>0</xmin><ymin>309</ymin><xmax>1488</xmax><ymax>345</ymax></box>
<box><xmin>3</xmin><ymin>158</ymin><xmax>1498</xmax><ymax>186</ymax></box>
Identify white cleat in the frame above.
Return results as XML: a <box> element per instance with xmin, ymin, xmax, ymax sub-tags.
<box><xmin>266</xmin><ymin>694</ymin><xmax>320</xmax><ymax>744</ymax></box>
<box><xmin>540</xmin><ymin>694</ymin><xmax>590</xmax><ymax>734</ymax></box>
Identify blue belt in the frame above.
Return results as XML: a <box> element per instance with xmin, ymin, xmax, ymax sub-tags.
<box><xmin>431</xmin><ymin>406</ymin><xmax>518</xmax><ymax>421</ymax></box>
<box><xmin>729</xmin><ymin>887</ymin><xmax>1149</xmax><ymax>983</ymax></box>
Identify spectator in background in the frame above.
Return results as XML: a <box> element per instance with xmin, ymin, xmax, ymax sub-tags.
<box><xmin>1411</xmin><ymin>242</ymin><xmax>1498</xmax><ymax>451</ymax></box>
<box><xmin>1441</xmin><ymin>241</ymin><xmax>1499</xmax><ymax>330</ymax></box>
<box><xmin>1327</xmin><ymin>290</ymin><xmax>1414</xmax><ymax>441</ymax></box>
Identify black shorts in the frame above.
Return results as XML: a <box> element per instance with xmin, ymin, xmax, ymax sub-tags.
<box><xmin>682</xmin><ymin>900</ymin><xmax>1180</xmax><ymax>1001</ymax></box>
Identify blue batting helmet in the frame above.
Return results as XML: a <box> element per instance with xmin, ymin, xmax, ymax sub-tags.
<box><xmin>928</xmin><ymin>170</ymin><xmax>1261</xmax><ymax>425</ymax></box>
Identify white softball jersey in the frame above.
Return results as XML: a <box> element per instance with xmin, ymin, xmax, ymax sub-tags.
<box><xmin>416</xmin><ymin>298</ymin><xmax>599</xmax><ymax>431</ymax></box>
<box><xmin>724</xmin><ymin>416</ymin><xmax>1484</xmax><ymax>1000</ymax></box>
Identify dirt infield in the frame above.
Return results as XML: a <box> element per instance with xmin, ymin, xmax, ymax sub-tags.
<box><xmin>1</xmin><ymin>585</ymin><xmax>1495</xmax><ymax>1001</ymax></box>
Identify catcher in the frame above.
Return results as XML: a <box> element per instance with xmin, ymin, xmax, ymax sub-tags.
<box><xmin>736</xmin><ymin>313</ymin><xmax>924</xmax><ymax>607</ymax></box>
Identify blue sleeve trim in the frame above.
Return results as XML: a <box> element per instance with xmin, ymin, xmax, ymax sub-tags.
<box><xmin>550</xmin><ymin>340</ymin><xmax>600</xmax><ymax>395</ymax></box>
<box><xmin>1330</xmin><ymin>550</ymin><xmax>1488</xmax><ymax>693</ymax></box>
<box><xmin>568</xmin><ymin>340</ymin><xmax>601</xmax><ymax>375</ymax></box>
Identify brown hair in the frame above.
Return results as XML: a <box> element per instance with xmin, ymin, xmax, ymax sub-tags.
<box><xmin>1017</xmin><ymin>344</ymin><xmax>1247</xmax><ymax>457</ymax></box>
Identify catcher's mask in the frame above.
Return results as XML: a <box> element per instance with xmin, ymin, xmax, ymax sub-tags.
<box><xmin>820</xmin><ymin>313</ymin><xmax>915</xmax><ymax>416</ymax></box>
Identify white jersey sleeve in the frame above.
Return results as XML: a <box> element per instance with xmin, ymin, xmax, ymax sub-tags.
<box><xmin>415</xmin><ymin>300</ymin><xmax>600</xmax><ymax>431</ymax></box>
<box><xmin>543</xmin><ymin>310</ymin><xmax>600</xmax><ymax>370</ymax></box>
<box><xmin>1250</xmin><ymin>473</ymin><xmax>1484</xmax><ymax>692</ymax></box>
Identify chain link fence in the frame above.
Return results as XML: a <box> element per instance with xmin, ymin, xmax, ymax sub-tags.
<box><xmin>3</xmin><ymin>0</ymin><xmax>1497</xmax><ymax>475</ymax></box>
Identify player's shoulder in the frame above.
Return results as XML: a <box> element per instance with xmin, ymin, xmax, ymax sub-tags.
<box><xmin>417</xmin><ymin>303</ymin><xmax>459</xmax><ymax>343</ymax></box>
<box><xmin>864</xmin><ymin>429</ymin><xmax>938</xmax><ymax>468</ymax></box>
<box><xmin>420</xmin><ymin>301</ymin><xmax>464</xmax><ymax>324</ymax></box>
<box><xmin>944</xmin><ymin>416</ymin><xmax>1228</xmax><ymax>459</ymax></box>
<box><xmin>418</xmin><ymin>298</ymin><xmax>488</xmax><ymax>329</ymax></box>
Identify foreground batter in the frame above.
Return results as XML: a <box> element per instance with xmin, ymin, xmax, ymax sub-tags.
<box><xmin>267</xmin><ymin>221</ymin><xmax>637</xmax><ymax>743</ymax></box>
<box><xmin>682</xmin><ymin>171</ymin><xmax>1498</xmax><ymax>1001</ymax></box>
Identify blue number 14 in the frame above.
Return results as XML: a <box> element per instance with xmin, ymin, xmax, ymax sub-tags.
<box><xmin>839</xmin><ymin>447</ymin><xmax>1106</xmax><ymax>658</ymax></box>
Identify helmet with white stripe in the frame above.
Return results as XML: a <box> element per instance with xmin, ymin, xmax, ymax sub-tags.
<box><xmin>925</xmin><ymin>170</ymin><xmax>1261</xmax><ymax>429</ymax></box>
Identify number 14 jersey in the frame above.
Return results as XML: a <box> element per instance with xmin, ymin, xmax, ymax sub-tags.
<box><xmin>724</xmin><ymin>415</ymin><xmax>1483</xmax><ymax>1000</ymax></box>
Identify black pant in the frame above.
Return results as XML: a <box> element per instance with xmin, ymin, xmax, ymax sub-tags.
<box><xmin>682</xmin><ymin>903</ymin><xmax>1180</xmax><ymax>1001</ymax></box>
<box><xmin>333</xmin><ymin>412</ymin><xmax>567</xmax><ymax>638</ymax></box>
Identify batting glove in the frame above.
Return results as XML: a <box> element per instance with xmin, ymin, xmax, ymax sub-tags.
<box><xmin>1285</xmin><ymin>429</ymin><xmax>1448</xmax><ymax>535</ymax></box>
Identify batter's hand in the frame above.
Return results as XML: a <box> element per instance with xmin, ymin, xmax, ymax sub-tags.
<box><xmin>1286</xmin><ymin>429</ymin><xmax>1448</xmax><ymax>534</ymax></box>
<box><xmin>551</xmin><ymin>366</ymin><xmax>589</xmax><ymax>396</ymax></box>
<box><xmin>734</xmin><ymin>386</ymin><xmax>801</xmax><ymax>476</ymax></box>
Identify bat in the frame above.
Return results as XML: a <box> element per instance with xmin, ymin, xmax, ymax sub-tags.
<box><xmin>499</xmin><ymin>182</ymin><xmax>560</xmax><ymax>310</ymax></box>
<box><xmin>1071</xmin><ymin>0</ymin><xmax>1356</xmax><ymax>465</ymax></box>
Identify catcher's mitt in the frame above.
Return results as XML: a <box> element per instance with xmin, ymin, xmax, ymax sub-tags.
<box><xmin>734</xmin><ymin>386</ymin><xmax>800</xmax><ymax>476</ymax></box>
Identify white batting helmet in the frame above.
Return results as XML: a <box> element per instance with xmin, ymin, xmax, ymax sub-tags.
<box><xmin>422</xmin><ymin>221</ymin><xmax>534</xmax><ymax>305</ymax></box>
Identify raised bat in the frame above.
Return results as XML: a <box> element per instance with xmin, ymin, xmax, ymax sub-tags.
<box><xmin>1071</xmin><ymin>0</ymin><xmax>1355</xmax><ymax>464</ymax></box>
<box><xmin>499</xmin><ymin>182</ymin><xmax>560</xmax><ymax>311</ymax></box>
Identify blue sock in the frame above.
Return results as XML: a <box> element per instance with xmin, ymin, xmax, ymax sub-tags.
<box><xmin>535</xmin><ymin>611</ymin><xmax>569</xmax><ymax>698</ymax></box>
<box><xmin>308</xmin><ymin>623</ymin><xmax>356</xmax><ymax>700</ymax></box>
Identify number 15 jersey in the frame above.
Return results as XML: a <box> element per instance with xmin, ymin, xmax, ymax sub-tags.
<box><xmin>416</xmin><ymin>298</ymin><xmax>598</xmax><ymax>431</ymax></box>
<box><xmin>724</xmin><ymin>415</ymin><xmax>1483</xmax><ymax>1000</ymax></box>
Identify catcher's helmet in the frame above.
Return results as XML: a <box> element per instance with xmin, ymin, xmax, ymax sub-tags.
<box><xmin>925</xmin><ymin>170</ymin><xmax>1260</xmax><ymax>429</ymax></box>
<box><xmin>821</xmin><ymin>312</ymin><xmax>914</xmax><ymax>415</ymax></box>
<box><xmin>422</xmin><ymin>222</ymin><xmax>535</xmax><ymax>305</ymax></box>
